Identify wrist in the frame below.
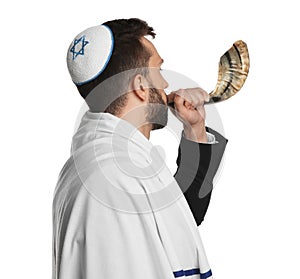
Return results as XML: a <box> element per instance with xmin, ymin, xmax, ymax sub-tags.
<box><xmin>183</xmin><ymin>125</ymin><xmax>207</xmax><ymax>143</ymax></box>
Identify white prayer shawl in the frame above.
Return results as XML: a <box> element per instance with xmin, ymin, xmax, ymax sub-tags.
<box><xmin>52</xmin><ymin>111</ymin><xmax>213</xmax><ymax>279</ymax></box>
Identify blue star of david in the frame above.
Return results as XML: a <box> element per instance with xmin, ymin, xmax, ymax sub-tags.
<box><xmin>70</xmin><ymin>35</ymin><xmax>89</xmax><ymax>60</ymax></box>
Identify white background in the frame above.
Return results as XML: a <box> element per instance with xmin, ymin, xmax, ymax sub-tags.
<box><xmin>1</xmin><ymin>0</ymin><xmax>300</xmax><ymax>278</ymax></box>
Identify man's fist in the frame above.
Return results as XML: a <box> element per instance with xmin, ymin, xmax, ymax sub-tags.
<box><xmin>167</xmin><ymin>88</ymin><xmax>210</xmax><ymax>142</ymax></box>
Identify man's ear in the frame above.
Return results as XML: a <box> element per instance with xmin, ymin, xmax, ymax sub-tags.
<box><xmin>132</xmin><ymin>74</ymin><xmax>149</xmax><ymax>101</ymax></box>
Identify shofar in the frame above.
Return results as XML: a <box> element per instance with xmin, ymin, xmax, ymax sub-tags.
<box><xmin>207</xmin><ymin>40</ymin><xmax>250</xmax><ymax>104</ymax></box>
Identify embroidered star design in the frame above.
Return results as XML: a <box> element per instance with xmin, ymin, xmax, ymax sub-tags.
<box><xmin>70</xmin><ymin>35</ymin><xmax>89</xmax><ymax>60</ymax></box>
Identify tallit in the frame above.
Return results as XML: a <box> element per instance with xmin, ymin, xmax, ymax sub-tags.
<box><xmin>52</xmin><ymin>110</ymin><xmax>213</xmax><ymax>279</ymax></box>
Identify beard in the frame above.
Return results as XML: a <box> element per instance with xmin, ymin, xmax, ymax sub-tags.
<box><xmin>146</xmin><ymin>88</ymin><xmax>168</xmax><ymax>131</ymax></box>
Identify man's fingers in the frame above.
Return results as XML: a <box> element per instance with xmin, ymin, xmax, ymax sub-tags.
<box><xmin>196</xmin><ymin>105</ymin><xmax>206</xmax><ymax>119</ymax></box>
<box><xmin>173</xmin><ymin>94</ymin><xmax>185</xmax><ymax>111</ymax></box>
<box><xmin>189</xmin><ymin>88</ymin><xmax>210</xmax><ymax>106</ymax></box>
<box><xmin>167</xmin><ymin>88</ymin><xmax>210</xmax><ymax>109</ymax></box>
<box><xmin>167</xmin><ymin>89</ymin><xmax>187</xmax><ymax>109</ymax></box>
<box><xmin>203</xmin><ymin>90</ymin><xmax>210</xmax><ymax>103</ymax></box>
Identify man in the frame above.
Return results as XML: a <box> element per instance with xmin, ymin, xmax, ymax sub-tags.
<box><xmin>52</xmin><ymin>18</ymin><xmax>227</xmax><ymax>279</ymax></box>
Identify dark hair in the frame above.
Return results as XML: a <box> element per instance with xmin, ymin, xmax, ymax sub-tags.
<box><xmin>77</xmin><ymin>18</ymin><xmax>156</xmax><ymax>115</ymax></box>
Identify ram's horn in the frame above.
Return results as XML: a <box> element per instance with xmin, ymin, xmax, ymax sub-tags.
<box><xmin>207</xmin><ymin>40</ymin><xmax>250</xmax><ymax>104</ymax></box>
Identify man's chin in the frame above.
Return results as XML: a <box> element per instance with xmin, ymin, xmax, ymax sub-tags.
<box><xmin>151</xmin><ymin>111</ymin><xmax>168</xmax><ymax>131</ymax></box>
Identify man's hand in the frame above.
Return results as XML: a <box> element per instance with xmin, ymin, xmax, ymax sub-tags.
<box><xmin>167</xmin><ymin>88</ymin><xmax>210</xmax><ymax>143</ymax></box>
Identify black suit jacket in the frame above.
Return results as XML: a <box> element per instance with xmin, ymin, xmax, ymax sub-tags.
<box><xmin>174</xmin><ymin>127</ymin><xmax>228</xmax><ymax>226</ymax></box>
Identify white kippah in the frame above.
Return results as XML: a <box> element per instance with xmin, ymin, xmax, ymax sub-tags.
<box><xmin>66</xmin><ymin>24</ymin><xmax>114</xmax><ymax>85</ymax></box>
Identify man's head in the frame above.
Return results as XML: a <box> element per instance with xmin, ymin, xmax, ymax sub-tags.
<box><xmin>68</xmin><ymin>18</ymin><xmax>169</xmax><ymax>132</ymax></box>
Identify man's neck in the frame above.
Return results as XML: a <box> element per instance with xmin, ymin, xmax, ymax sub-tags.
<box><xmin>138</xmin><ymin>125</ymin><xmax>151</xmax><ymax>140</ymax></box>
<box><xmin>117</xmin><ymin>113</ymin><xmax>152</xmax><ymax>140</ymax></box>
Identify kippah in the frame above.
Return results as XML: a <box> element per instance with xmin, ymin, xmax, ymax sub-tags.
<box><xmin>66</xmin><ymin>24</ymin><xmax>114</xmax><ymax>85</ymax></box>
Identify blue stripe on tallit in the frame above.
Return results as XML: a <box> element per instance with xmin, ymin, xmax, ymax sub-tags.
<box><xmin>173</xmin><ymin>268</ymin><xmax>212</xmax><ymax>278</ymax></box>
<box><xmin>200</xmin><ymin>269</ymin><xmax>212</xmax><ymax>278</ymax></box>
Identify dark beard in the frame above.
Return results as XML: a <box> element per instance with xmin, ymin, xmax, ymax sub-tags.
<box><xmin>146</xmin><ymin>88</ymin><xmax>168</xmax><ymax>131</ymax></box>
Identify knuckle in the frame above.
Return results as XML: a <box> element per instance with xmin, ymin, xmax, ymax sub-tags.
<box><xmin>174</xmin><ymin>94</ymin><xmax>181</xmax><ymax>103</ymax></box>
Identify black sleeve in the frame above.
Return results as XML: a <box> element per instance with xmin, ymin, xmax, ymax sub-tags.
<box><xmin>173</xmin><ymin>127</ymin><xmax>228</xmax><ymax>226</ymax></box>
